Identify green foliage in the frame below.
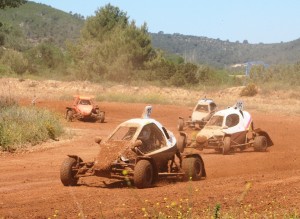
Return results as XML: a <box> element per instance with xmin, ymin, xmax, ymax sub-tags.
<box><xmin>244</xmin><ymin>63</ymin><xmax>300</xmax><ymax>86</ymax></box>
<box><xmin>177</xmin><ymin>63</ymin><xmax>198</xmax><ymax>84</ymax></box>
<box><xmin>81</xmin><ymin>4</ymin><xmax>128</xmax><ymax>42</ymax></box>
<box><xmin>0</xmin><ymin>2</ymin><xmax>84</xmax><ymax>48</ymax></box>
<box><xmin>0</xmin><ymin>48</ymin><xmax>28</xmax><ymax>74</ymax></box>
<box><xmin>69</xmin><ymin>4</ymin><xmax>155</xmax><ymax>82</ymax></box>
<box><xmin>2</xmin><ymin>1</ymin><xmax>300</xmax><ymax>72</ymax></box>
<box><xmin>170</xmin><ymin>72</ymin><xmax>186</xmax><ymax>87</ymax></box>
<box><xmin>0</xmin><ymin>105</ymin><xmax>63</xmax><ymax>151</ymax></box>
<box><xmin>0</xmin><ymin>22</ymin><xmax>28</xmax><ymax>50</ymax></box>
<box><xmin>0</xmin><ymin>0</ymin><xmax>27</xmax><ymax>9</ymax></box>
<box><xmin>213</xmin><ymin>203</ymin><xmax>221</xmax><ymax>219</ymax></box>
<box><xmin>0</xmin><ymin>1</ymin><xmax>299</xmax><ymax>89</ymax></box>
<box><xmin>197</xmin><ymin>66</ymin><xmax>214</xmax><ymax>83</ymax></box>
<box><xmin>0</xmin><ymin>96</ymin><xmax>18</xmax><ymax>108</ymax></box>
<box><xmin>240</xmin><ymin>83</ymin><xmax>258</xmax><ymax>97</ymax></box>
<box><xmin>249</xmin><ymin>64</ymin><xmax>267</xmax><ymax>81</ymax></box>
<box><xmin>25</xmin><ymin>42</ymin><xmax>65</xmax><ymax>70</ymax></box>
<box><xmin>151</xmin><ymin>33</ymin><xmax>300</xmax><ymax>67</ymax></box>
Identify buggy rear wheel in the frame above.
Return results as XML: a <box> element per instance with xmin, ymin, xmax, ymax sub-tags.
<box><xmin>66</xmin><ymin>110</ymin><xmax>73</xmax><ymax>122</ymax></box>
<box><xmin>99</xmin><ymin>111</ymin><xmax>105</xmax><ymax>123</ymax></box>
<box><xmin>96</xmin><ymin>110</ymin><xmax>105</xmax><ymax>123</ymax></box>
<box><xmin>182</xmin><ymin>157</ymin><xmax>203</xmax><ymax>181</ymax></box>
<box><xmin>254</xmin><ymin>135</ymin><xmax>268</xmax><ymax>152</ymax></box>
<box><xmin>177</xmin><ymin>134</ymin><xmax>187</xmax><ymax>153</ymax></box>
<box><xmin>134</xmin><ymin>160</ymin><xmax>153</xmax><ymax>189</ymax></box>
<box><xmin>60</xmin><ymin>157</ymin><xmax>79</xmax><ymax>186</ymax></box>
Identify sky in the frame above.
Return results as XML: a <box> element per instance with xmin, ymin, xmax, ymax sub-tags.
<box><xmin>31</xmin><ymin>0</ymin><xmax>300</xmax><ymax>44</ymax></box>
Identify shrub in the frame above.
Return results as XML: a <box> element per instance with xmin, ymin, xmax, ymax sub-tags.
<box><xmin>0</xmin><ymin>106</ymin><xmax>63</xmax><ymax>151</ymax></box>
<box><xmin>170</xmin><ymin>72</ymin><xmax>186</xmax><ymax>86</ymax></box>
<box><xmin>0</xmin><ymin>49</ymin><xmax>28</xmax><ymax>74</ymax></box>
<box><xmin>25</xmin><ymin>42</ymin><xmax>66</xmax><ymax>70</ymax></box>
<box><xmin>240</xmin><ymin>83</ymin><xmax>258</xmax><ymax>97</ymax></box>
<box><xmin>0</xmin><ymin>96</ymin><xmax>18</xmax><ymax>108</ymax></box>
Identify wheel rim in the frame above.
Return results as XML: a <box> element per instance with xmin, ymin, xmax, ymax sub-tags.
<box><xmin>194</xmin><ymin>160</ymin><xmax>202</xmax><ymax>177</ymax></box>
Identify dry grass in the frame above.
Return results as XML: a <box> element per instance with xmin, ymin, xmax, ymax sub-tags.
<box><xmin>0</xmin><ymin>77</ymin><xmax>299</xmax><ymax>115</ymax></box>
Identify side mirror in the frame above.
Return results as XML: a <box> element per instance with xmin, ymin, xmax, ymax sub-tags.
<box><xmin>95</xmin><ymin>137</ymin><xmax>102</xmax><ymax>144</ymax></box>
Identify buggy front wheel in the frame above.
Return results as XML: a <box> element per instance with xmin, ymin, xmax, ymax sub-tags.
<box><xmin>134</xmin><ymin>160</ymin><xmax>153</xmax><ymax>189</ymax></box>
<box><xmin>60</xmin><ymin>157</ymin><xmax>79</xmax><ymax>186</ymax></box>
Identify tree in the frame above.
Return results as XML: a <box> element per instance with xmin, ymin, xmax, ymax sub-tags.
<box><xmin>70</xmin><ymin>4</ymin><xmax>155</xmax><ymax>81</ymax></box>
<box><xmin>81</xmin><ymin>4</ymin><xmax>128</xmax><ymax>42</ymax></box>
<box><xmin>0</xmin><ymin>0</ymin><xmax>27</xmax><ymax>9</ymax></box>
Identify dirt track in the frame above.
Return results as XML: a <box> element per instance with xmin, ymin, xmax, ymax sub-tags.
<box><xmin>0</xmin><ymin>100</ymin><xmax>300</xmax><ymax>218</ymax></box>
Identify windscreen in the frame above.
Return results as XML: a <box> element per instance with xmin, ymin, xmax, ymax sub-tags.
<box><xmin>195</xmin><ymin>104</ymin><xmax>209</xmax><ymax>112</ymax></box>
<box><xmin>207</xmin><ymin>115</ymin><xmax>223</xmax><ymax>126</ymax></box>
<box><xmin>109</xmin><ymin>126</ymin><xmax>138</xmax><ymax>141</ymax></box>
<box><xmin>79</xmin><ymin>99</ymin><xmax>91</xmax><ymax>105</ymax></box>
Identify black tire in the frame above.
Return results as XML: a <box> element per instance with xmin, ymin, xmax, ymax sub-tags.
<box><xmin>222</xmin><ymin>136</ymin><xmax>231</xmax><ymax>155</ymax></box>
<box><xmin>60</xmin><ymin>157</ymin><xmax>79</xmax><ymax>186</ymax></box>
<box><xmin>134</xmin><ymin>160</ymin><xmax>153</xmax><ymax>189</ymax></box>
<box><xmin>178</xmin><ymin>118</ymin><xmax>184</xmax><ymax>131</ymax></box>
<box><xmin>254</xmin><ymin>135</ymin><xmax>268</xmax><ymax>152</ymax></box>
<box><xmin>99</xmin><ymin>111</ymin><xmax>105</xmax><ymax>123</ymax></box>
<box><xmin>182</xmin><ymin>157</ymin><xmax>203</xmax><ymax>181</ymax></box>
<box><xmin>177</xmin><ymin>135</ymin><xmax>186</xmax><ymax>153</ymax></box>
<box><xmin>66</xmin><ymin>110</ymin><xmax>73</xmax><ymax>122</ymax></box>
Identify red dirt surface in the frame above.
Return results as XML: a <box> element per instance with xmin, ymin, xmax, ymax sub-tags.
<box><xmin>0</xmin><ymin>100</ymin><xmax>299</xmax><ymax>218</ymax></box>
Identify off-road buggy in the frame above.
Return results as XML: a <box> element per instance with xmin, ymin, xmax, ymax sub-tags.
<box><xmin>65</xmin><ymin>95</ymin><xmax>105</xmax><ymax>123</ymax></box>
<box><xmin>187</xmin><ymin>101</ymin><xmax>273</xmax><ymax>155</ymax></box>
<box><xmin>60</xmin><ymin>106</ymin><xmax>206</xmax><ymax>189</ymax></box>
<box><xmin>178</xmin><ymin>98</ymin><xmax>217</xmax><ymax>131</ymax></box>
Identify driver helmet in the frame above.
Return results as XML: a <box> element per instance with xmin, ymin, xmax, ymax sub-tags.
<box><xmin>139</xmin><ymin>126</ymin><xmax>151</xmax><ymax>141</ymax></box>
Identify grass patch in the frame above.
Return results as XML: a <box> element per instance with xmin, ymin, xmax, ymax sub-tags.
<box><xmin>0</xmin><ymin>105</ymin><xmax>63</xmax><ymax>151</ymax></box>
<box><xmin>134</xmin><ymin>182</ymin><xmax>300</xmax><ymax>219</ymax></box>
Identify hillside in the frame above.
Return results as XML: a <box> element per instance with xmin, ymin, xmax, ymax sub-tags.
<box><xmin>0</xmin><ymin>1</ymin><xmax>84</xmax><ymax>47</ymax></box>
<box><xmin>1</xmin><ymin>1</ymin><xmax>300</xmax><ymax>67</ymax></box>
<box><xmin>151</xmin><ymin>33</ymin><xmax>300</xmax><ymax>67</ymax></box>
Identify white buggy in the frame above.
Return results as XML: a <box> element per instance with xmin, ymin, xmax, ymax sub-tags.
<box><xmin>178</xmin><ymin>98</ymin><xmax>217</xmax><ymax>131</ymax></box>
<box><xmin>60</xmin><ymin>106</ymin><xmax>206</xmax><ymax>189</ymax></box>
<box><xmin>187</xmin><ymin>101</ymin><xmax>273</xmax><ymax>154</ymax></box>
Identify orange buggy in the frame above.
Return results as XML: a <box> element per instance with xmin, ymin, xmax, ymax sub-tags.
<box><xmin>65</xmin><ymin>95</ymin><xmax>105</xmax><ymax>123</ymax></box>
